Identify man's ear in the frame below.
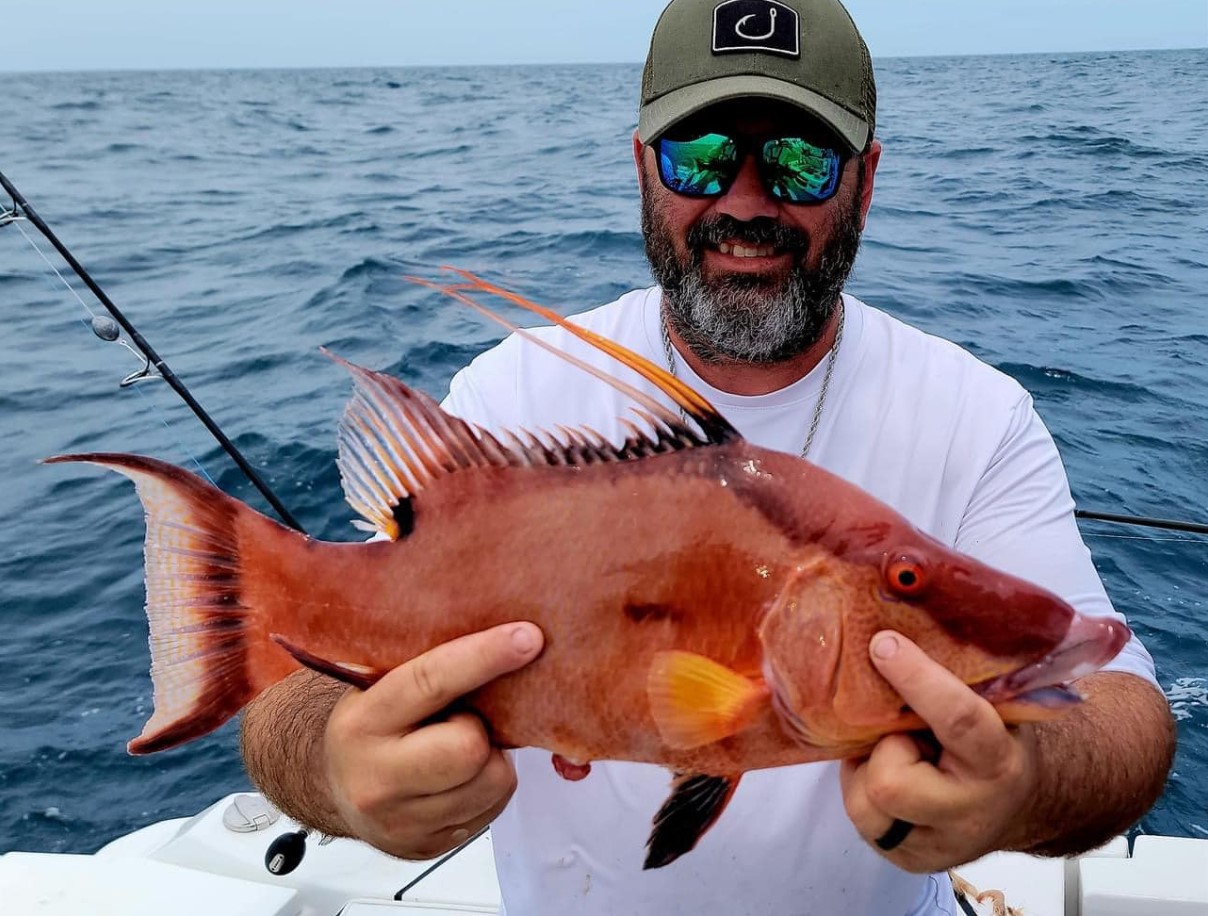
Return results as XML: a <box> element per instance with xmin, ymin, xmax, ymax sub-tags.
<box><xmin>633</xmin><ymin>131</ymin><xmax>647</xmax><ymax>192</ymax></box>
<box><xmin>857</xmin><ymin>138</ymin><xmax>882</xmax><ymax>230</ymax></box>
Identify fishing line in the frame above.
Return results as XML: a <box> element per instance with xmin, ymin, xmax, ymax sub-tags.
<box><xmin>10</xmin><ymin>213</ymin><xmax>101</xmax><ymax>317</ymax></box>
<box><xmin>0</xmin><ymin>168</ymin><xmax>304</xmax><ymax>532</ymax></box>
<box><xmin>6</xmin><ymin>212</ymin><xmax>221</xmax><ymax>485</ymax></box>
<box><xmin>392</xmin><ymin>827</ymin><xmax>489</xmax><ymax>900</ymax></box>
<box><xmin>1082</xmin><ymin>532</ymin><xmax>1204</xmax><ymax>544</ymax></box>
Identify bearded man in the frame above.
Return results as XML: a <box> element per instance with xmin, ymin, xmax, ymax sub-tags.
<box><xmin>241</xmin><ymin>1</ymin><xmax>1175</xmax><ymax>913</ymax></box>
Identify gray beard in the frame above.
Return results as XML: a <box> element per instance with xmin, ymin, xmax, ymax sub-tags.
<box><xmin>642</xmin><ymin>171</ymin><xmax>865</xmax><ymax>365</ymax></box>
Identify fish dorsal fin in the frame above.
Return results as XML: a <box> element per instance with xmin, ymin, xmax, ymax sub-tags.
<box><xmin>408</xmin><ymin>268</ymin><xmax>741</xmax><ymax>447</ymax></box>
<box><xmin>327</xmin><ymin>349</ymin><xmax>734</xmax><ymax>540</ymax></box>
<box><xmin>328</xmin><ymin>349</ymin><xmax>494</xmax><ymax>539</ymax></box>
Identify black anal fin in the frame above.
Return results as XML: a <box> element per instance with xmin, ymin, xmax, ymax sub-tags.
<box><xmin>644</xmin><ymin>772</ymin><xmax>741</xmax><ymax>870</ymax></box>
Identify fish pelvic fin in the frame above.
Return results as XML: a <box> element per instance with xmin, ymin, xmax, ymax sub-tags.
<box><xmin>645</xmin><ymin>772</ymin><xmax>741</xmax><ymax>869</ymax></box>
<box><xmin>43</xmin><ymin>453</ymin><xmax>295</xmax><ymax>755</ymax></box>
<box><xmin>407</xmin><ymin>269</ymin><xmax>741</xmax><ymax>448</ymax></box>
<box><xmin>647</xmin><ymin>651</ymin><xmax>769</xmax><ymax>750</ymax></box>
<box><xmin>270</xmin><ymin>635</ymin><xmax>386</xmax><ymax>691</ymax></box>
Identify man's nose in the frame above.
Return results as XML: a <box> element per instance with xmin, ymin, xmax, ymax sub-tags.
<box><xmin>715</xmin><ymin>154</ymin><xmax>778</xmax><ymax>222</ymax></box>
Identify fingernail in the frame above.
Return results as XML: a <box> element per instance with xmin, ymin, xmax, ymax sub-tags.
<box><xmin>451</xmin><ymin>828</ymin><xmax>470</xmax><ymax>843</ymax></box>
<box><xmin>871</xmin><ymin>633</ymin><xmax>899</xmax><ymax>660</ymax></box>
<box><xmin>511</xmin><ymin>624</ymin><xmax>540</xmax><ymax>655</ymax></box>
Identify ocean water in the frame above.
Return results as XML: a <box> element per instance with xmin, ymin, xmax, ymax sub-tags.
<box><xmin>1</xmin><ymin>51</ymin><xmax>1205</xmax><ymax>856</ymax></box>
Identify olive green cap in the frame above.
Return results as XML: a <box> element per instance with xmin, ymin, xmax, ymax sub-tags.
<box><xmin>639</xmin><ymin>0</ymin><xmax>877</xmax><ymax>152</ymax></box>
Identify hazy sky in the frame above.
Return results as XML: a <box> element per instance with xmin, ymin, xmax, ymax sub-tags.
<box><xmin>0</xmin><ymin>0</ymin><xmax>1204</xmax><ymax>72</ymax></box>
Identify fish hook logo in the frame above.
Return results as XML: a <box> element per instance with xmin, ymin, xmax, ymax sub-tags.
<box><xmin>736</xmin><ymin>8</ymin><xmax>776</xmax><ymax>42</ymax></box>
<box><xmin>712</xmin><ymin>1</ymin><xmax>800</xmax><ymax>58</ymax></box>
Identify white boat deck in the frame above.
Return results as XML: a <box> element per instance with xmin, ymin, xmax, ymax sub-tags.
<box><xmin>2</xmin><ymin>793</ymin><xmax>1206</xmax><ymax>915</ymax></box>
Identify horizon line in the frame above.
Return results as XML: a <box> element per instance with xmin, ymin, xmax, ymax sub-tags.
<box><xmin>0</xmin><ymin>44</ymin><xmax>1203</xmax><ymax>77</ymax></box>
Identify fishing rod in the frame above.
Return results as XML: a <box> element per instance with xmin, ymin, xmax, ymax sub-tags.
<box><xmin>3</xmin><ymin>169</ymin><xmax>1206</xmax><ymax>544</ymax></box>
<box><xmin>0</xmin><ymin>168</ymin><xmax>305</xmax><ymax>534</ymax></box>
<box><xmin>0</xmin><ymin>166</ymin><xmax>487</xmax><ymax>896</ymax></box>
<box><xmin>1075</xmin><ymin>508</ymin><xmax>1208</xmax><ymax>537</ymax></box>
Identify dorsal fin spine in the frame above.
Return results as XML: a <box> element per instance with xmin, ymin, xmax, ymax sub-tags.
<box><xmin>359</xmin><ymin>403</ymin><xmax>420</xmax><ymax>490</ymax></box>
<box><xmin>353</xmin><ymin>398</ymin><xmax>428</xmax><ymax>489</ymax></box>
<box><xmin>482</xmin><ymin>428</ymin><xmax>525</xmax><ymax>467</ymax></box>
<box><xmin>424</xmin><ymin>398</ymin><xmax>483</xmax><ymax>469</ymax></box>
<box><xmin>474</xmin><ymin>427</ymin><xmax>513</xmax><ymax>467</ymax></box>
<box><xmin>343</xmin><ymin>432</ymin><xmax>401</xmax><ymax>509</ymax></box>
<box><xmin>537</xmin><ymin>430</ymin><xmax>563</xmax><ymax>464</ymax></box>
<box><xmin>356</xmin><ymin>371</ymin><xmax>452</xmax><ymax>477</ymax></box>
<box><xmin>425</xmin><ymin>409</ymin><xmax>470</xmax><ymax>469</ymax></box>
<box><xmin>345</xmin><ymin>381</ymin><xmax>424</xmax><ymax>483</ymax></box>
<box><xmin>387</xmin><ymin>400</ymin><xmax>446</xmax><ymax>479</ymax></box>
<box><xmin>388</xmin><ymin>395</ymin><xmax>452</xmax><ymax>474</ymax></box>
<box><xmin>341</xmin><ymin>414</ymin><xmax>405</xmax><ymax>501</ymax></box>
<box><xmin>447</xmin><ymin>418</ymin><xmax>490</xmax><ymax>468</ymax></box>
<box><xmin>502</xmin><ymin>431</ymin><xmax>534</xmax><ymax>466</ymax></box>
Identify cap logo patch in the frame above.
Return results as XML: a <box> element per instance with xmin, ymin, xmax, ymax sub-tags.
<box><xmin>713</xmin><ymin>0</ymin><xmax>799</xmax><ymax>57</ymax></box>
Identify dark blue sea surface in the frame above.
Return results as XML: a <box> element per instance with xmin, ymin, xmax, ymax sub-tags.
<box><xmin>1</xmin><ymin>52</ymin><xmax>1205</xmax><ymax>855</ymax></box>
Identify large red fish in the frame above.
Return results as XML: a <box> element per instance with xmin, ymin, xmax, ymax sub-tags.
<box><xmin>48</xmin><ymin>271</ymin><xmax>1128</xmax><ymax>868</ymax></box>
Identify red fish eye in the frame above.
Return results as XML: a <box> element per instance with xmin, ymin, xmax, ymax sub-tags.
<box><xmin>885</xmin><ymin>556</ymin><xmax>927</xmax><ymax>597</ymax></box>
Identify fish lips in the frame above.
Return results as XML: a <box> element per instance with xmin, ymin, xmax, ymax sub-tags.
<box><xmin>973</xmin><ymin>612</ymin><xmax>1131</xmax><ymax>706</ymax></box>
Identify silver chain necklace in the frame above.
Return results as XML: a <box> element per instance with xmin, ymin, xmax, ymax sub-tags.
<box><xmin>659</xmin><ymin>300</ymin><xmax>845</xmax><ymax>460</ymax></box>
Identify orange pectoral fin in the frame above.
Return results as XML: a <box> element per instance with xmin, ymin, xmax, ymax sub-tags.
<box><xmin>647</xmin><ymin>651</ymin><xmax>769</xmax><ymax>750</ymax></box>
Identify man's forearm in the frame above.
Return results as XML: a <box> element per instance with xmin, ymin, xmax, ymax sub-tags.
<box><xmin>240</xmin><ymin>669</ymin><xmax>353</xmax><ymax>837</ymax></box>
<box><xmin>1008</xmin><ymin>671</ymin><xmax>1175</xmax><ymax>856</ymax></box>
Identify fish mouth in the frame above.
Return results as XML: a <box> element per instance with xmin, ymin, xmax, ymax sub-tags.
<box><xmin>973</xmin><ymin>613</ymin><xmax>1131</xmax><ymax>705</ymax></box>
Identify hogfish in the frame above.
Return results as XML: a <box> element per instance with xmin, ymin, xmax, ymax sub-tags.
<box><xmin>47</xmin><ymin>270</ymin><xmax>1129</xmax><ymax>868</ymax></box>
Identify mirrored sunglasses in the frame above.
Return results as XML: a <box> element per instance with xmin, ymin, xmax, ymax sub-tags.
<box><xmin>656</xmin><ymin>132</ymin><xmax>843</xmax><ymax>204</ymax></box>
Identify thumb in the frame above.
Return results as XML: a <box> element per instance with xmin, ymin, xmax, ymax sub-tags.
<box><xmin>356</xmin><ymin>622</ymin><xmax>544</xmax><ymax>736</ymax></box>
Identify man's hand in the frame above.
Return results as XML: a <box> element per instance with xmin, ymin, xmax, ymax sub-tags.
<box><xmin>324</xmin><ymin>622</ymin><xmax>544</xmax><ymax>860</ymax></box>
<box><xmin>242</xmin><ymin>621</ymin><xmax>544</xmax><ymax>860</ymax></box>
<box><xmin>839</xmin><ymin>630</ymin><xmax>1038</xmax><ymax>873</ymax></box>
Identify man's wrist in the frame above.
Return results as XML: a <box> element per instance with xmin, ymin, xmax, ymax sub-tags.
<box><xmin>240</xmin><ymin>669</ymin><xmax>352</xmax><ymax>837</ymax></box>
<box><xmin>996</xmin><ymin>724</ymin><xmax>1056</xmax><ymax>854</ymax></box>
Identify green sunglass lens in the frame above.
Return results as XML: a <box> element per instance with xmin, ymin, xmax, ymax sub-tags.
<box><xmin>763</xmin><ymin>138</ymin><xmax>841</xmax><ymax>203</ymax></box>
<box><xmin>657</xmin><ymin>134</ymin><xmax>738</xmax><ymax>197</ymax></box>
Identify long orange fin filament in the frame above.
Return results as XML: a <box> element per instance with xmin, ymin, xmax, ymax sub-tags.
<box><xmin>406</xmin><ymin>269</ymin><xmax>739</xmax><ymax>447</ymax></box>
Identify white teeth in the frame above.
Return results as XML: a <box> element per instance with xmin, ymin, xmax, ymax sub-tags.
<box><xmin>718</xmin><ymin>243</ymin><xmax>776</xmax><ymax>259</ymax></box>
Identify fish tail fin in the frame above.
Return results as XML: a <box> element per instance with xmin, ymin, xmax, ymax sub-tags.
<box><xmin>44</xmin><ymin>453</ymin><xmax>298</xmax><ymax>754</ymax></box>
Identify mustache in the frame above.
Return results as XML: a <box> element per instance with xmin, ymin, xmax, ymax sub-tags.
<box><xmin>686</xmin><ymin>215</ymin><xmax>809</xmax><ymax>256</ymax></box>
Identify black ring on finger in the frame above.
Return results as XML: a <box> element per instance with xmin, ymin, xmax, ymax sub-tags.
<box><xmin>875</xmin><ymin>817</ymin><xmax>915</xmax><ymax>851</ymax></box>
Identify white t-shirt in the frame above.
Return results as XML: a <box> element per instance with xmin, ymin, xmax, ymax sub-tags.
<box><xmin>442</xmin><ymin>286</ymin><xmax>1157</xmax><ymax>916</ymax></box>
